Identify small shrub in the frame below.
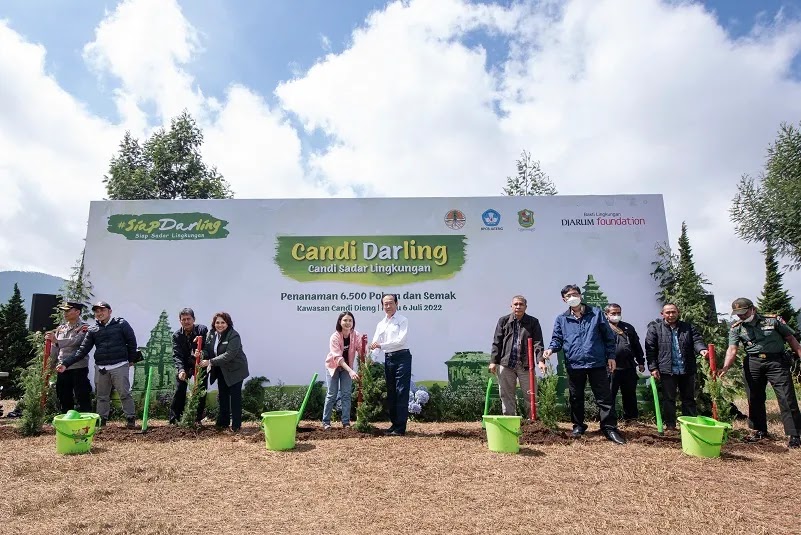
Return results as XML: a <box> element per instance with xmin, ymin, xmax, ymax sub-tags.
<box><xmin>441</xmin><ymin>377</ymin><xmax>487</xmax><ymax>421</ymax></box>
<box><xmin>355</xmin><ymin>359</ymin><xmax>387</xmax><ymax>432</ymax></box>
<box><xmin>17</xmin><ymin>333</ymin><xmax>47</xmax><ymax>436</ymax></box>
<box><xmin>241</xmin><ymin>375</ymin><xmax>268</xmax><ymax>421</ymax></box>
<box><xmin>179</xmin><ymin>368</ymin><xmax>209</xmax><ymax>426</ymax></box>
<box><xmin>537</xmin><ymin>367</ymin><xmax>560</xmax><ymax>431</ymax></box>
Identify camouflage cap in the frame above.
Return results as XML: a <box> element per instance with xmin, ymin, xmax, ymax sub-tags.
<box><xmin>731</xmin><ymin>297</ymin><xmax>754</xmax><ymax>315</ymax></box>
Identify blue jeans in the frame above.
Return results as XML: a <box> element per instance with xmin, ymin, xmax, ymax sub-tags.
<box><xmin>323</xmin><ymin>368</ymin><xmax>353</xmax><ymax>425</ymax></box>
<box><xmin>385</xmin><ymin>350</ymin><xmax>412</xmax><ymax>433</ymax></box>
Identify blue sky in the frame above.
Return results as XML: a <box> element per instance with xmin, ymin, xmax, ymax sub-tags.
<box><xmin>3</xmin><ymin>0</ymin><xmax>798</xmax><ymax>126</ymax></box>
<box><xmin>1</xmin><ymin>0</ymin><xmax>801</xmax><ymax>311</ymax></box>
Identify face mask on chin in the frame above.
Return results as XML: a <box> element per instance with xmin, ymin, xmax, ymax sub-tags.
<box><xmin>565</xmin><ymin>296</ymin><xmax>581</xmax><ymax>308</ymax></box>
<box><xmin>744</xmin><ymin>313</ymin><xmax>756</xmax><ymax>323</ymax></box>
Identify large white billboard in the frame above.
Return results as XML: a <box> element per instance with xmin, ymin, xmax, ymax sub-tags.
<box><xmin>83</xmin><ymin>195</ymin><xmax>668</xmax><ymax>385</ymax></box>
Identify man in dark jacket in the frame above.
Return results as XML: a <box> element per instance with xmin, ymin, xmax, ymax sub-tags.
<box><xmin>169</xmin><ymin>308</ymin><xmax>209</xmax><ymax>424</ymax></box>
<box><xmin>490</xmin><ymin>295</ymin><xmax>544</xmax><ymax>417</ymax></box>
<box><xmin>540</xmin><ymin>285</ymin><xmax>625</xmax><ymax>444</ymax></box>
<box><xmin>645</xmin><ymin>303</ymin><xmax>708</xmax><ymax>431</ymax></box>
<box><xmin>604</xmin><ymin>303</ymin><xmax>645</xmax><ymax>421</ymax></box>
<box><xmin>58</xmin><ymin>301</ymin><xmax>138</xmax><ymax>428</ymax></box>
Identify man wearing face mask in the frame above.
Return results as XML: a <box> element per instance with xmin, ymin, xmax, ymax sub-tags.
<box><xmin>720</xmin><ymin>298</ymin><xmax>801</xmax><ymax>448</ymax></box>
<box><xmin>645</xmin><ymin>303</ymin><xmax>707</xmax><ymax>433</ymax></box>
<box><xmin>604</xmin><ymin>303</ymin><xmax>645</xmax><ymax>422</ymax></box>
<box><xmin>540</xmin><ymin>285</ymin><xmax>624</xmax><ymax>444</ymax></box>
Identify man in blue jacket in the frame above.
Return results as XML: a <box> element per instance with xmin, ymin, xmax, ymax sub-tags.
<box><xmin>540</xmin><ymin>285</ymin><xmax>625</xmax><ymax>444</ymax></box>
<box><xmin>57</xmin><ymin>301</ymin><xmax>138</xmax><ymax>429</ymax></box>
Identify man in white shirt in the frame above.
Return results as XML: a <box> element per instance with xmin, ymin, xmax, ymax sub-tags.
<box><xmin>370</xmin><ymin>293</ymin><xmax>411</xmax><ymax>436</ymax></box>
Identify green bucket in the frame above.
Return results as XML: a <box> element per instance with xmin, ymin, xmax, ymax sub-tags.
<box><xmin>482</xmin><ymin>415</ymin><xmax>522</xmax><ymax>453</ymax></box>
<box><xmin>677</xmin><ymin>416</ymin><xmax>732</xmax><ymax>458</ymax></box>
<box><xmin>52</xmin><ymin>412</ymin><xmax>100</xmax><ymax>455</ymax></box>
<box><xmin>261</xmin><ymin>411</ymin><xmax>299</xmax><ymax>451</ymax></box>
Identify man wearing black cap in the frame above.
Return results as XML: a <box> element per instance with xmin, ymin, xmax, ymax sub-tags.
<box><xmin>46</xmin><ymin>301</ymin><xmax>91</xmax><ymax>412</ymax></box>
<box><xmin>57</xmin><ymin>301</ymin><xmax>138</xmax><ymax>429</ymax></box>
<box><xmin>720</xmin><ymin>297</ymin><xmax>801</xmax><ymax>448</ymax></box>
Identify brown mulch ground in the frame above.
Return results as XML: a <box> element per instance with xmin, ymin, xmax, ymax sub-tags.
<box><xmin>0</xmin><ymin>402</ymin><xmax>799</xmax><ymax>535</ymax></box>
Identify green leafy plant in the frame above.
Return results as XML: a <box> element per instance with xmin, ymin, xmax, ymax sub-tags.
<box><xmin>537</xmin><ymin>365</ymin><xmax>560</xmax><ymax>431</ymax></box>
<box><xmin>701</xmin><ymin>358</ymin><xmax>733</xmax><ymax>423</ymax></box>
<box><xmin>241</xmin><ymin>375</ymin><xmax>268</xmax><ymax>421</ymax></box>
<box><xmin>355</xmin><ymin>359</ymin><xmax>387</xmax><ymax>432</ymax></box>
<box><xmin>179</xmin><ymin>368</ymin><xmax>208</xmax><ymax>427</ymax></box>
<box><xmin>262</xmin><ymin>381</ymin><xmax>325</xmax><ymax>421</ymax></box>
<box><xmin>440</xmin><ymin>377</ymin><xmax>488</xmax><ymax>421</ymax></box>
<box><xmin>17</xmin><ymin>333</ymin><xmax>47</xmax><ymax>436</ymax></box>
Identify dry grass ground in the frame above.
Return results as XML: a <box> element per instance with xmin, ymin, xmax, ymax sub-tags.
<box><xmin>0</xmin><ymin>401</ymin><xmax>799</xmax><ymax>535</ymax></box>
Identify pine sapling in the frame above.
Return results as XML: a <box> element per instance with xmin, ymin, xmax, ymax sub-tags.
<box><xmin>355</xmin><ymin>358</ymin><xmax>386</xmax><ymax>432</ymax></box>
<box><xmin>18</xmin><ymin>333</ymin><xmax>47</xmax><ymax>436</ymax></box>
<box><xmin>179</xmin><ymin>367</ymin><xmax>207</xmax><ymax>428</ymax></box>
<box><xmin>537</xmin><ymin>363</ymin><xmax>560</xmax><ymax>432</ymax></box>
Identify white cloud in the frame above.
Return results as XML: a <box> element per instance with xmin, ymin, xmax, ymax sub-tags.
<box><xmin>0</xmin><ymin>19</ymin><xmax>119</xmax><ymax>273</ymax></box>
<box><xmin>275</xmin><ymin>0</ymin><xmax>801</xmax><ymax>311</ymax></box>
<box><xmin>1</xmin><ymin>0</ymin><xmax>801</xmax><ymax>312</ymax></box>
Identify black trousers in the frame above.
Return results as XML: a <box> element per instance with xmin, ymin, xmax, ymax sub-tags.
<box><xmin>217</xmin><ymin>375</ymin><xmax>243</xmax><ymax>431</ymax></box>
<box><xmin>611</xmin><ymin>367</ymin><xmax>639</xmax><ymax>420</ymax></box>
<box><xmin>384</xmin><ymin>350</ymin><xmax>412</xmax><ymax>434</ymax></box>
<box><xmin>742</xmin><ymin>356</ymin><xmax>754</xmax><ymax>430</ymax></box>
<box><xmin>56</xmin><ymin>367</ymin><xmax>92</xmax><ymax>412</ymax></box>
<box><xmin>169</xmin><ymin>371</ymin><xmax>208</xmax><ymax>423</ymax></box>
<box><xmin>567</xmin><ymin>366</ymin><xmax>618</xmax><ymax>431</ymax></box>
<box><xmin>660</xmin><ymin>373</ymin><xmax>696</xmax><ymax>427</ymax></box>
<box><xmin>747</xmin><ymin>355</ymin><xmax>801</xmax><ymax>436</ymax></box>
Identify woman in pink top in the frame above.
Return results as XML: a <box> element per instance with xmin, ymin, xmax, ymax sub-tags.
<box><xmin>323</xmin><ymin>312</ymin><xmax>361</xmax><ymax>429</ymax></box>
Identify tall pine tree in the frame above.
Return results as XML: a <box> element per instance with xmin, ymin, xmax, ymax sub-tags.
<box><xmin>0</xmin><ymin>284</ymin><xmax>35</xmax><ymax>398</ymax></box>
<box><xmin>651</xmin><ymin>223</ymin><xmax>734</xmax><ymax>415</ymax></box>
<box><xmin>502</xmin><ymin>150</ymin><xmax>558</xmax><ymax>196</ymax></box>
<box><xmin>51</xmin><ymin>249</ymin><xmax>95</xmax><ymax>325</ymax></box>
<box><xmin>757</xmin><ymin>242</ymin><xmax>798</xmax><ymax>331</ymax></box>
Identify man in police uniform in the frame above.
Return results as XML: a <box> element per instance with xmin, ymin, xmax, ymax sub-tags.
<box><xmin>720</xmin><ymin>298</ymin><xmax>801</xmax><ymax>448</ymax></box>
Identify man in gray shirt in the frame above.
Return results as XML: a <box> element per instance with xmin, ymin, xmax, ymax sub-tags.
<box><xmin>46</xmin><ymin>301</ymin><xmax>91</xmax><ymax>412</ymax></box>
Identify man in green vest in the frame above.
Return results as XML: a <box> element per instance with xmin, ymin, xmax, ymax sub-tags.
<box><xmin>720</xmin><ymin>298</ymin><xmax>801</xmax><ymax>449</ymax></box>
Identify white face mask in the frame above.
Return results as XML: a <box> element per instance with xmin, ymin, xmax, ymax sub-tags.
<box><xmin>608</xmin><ymin>315</ymin><xmax>621</xmax><ymax>323</ymax></box>
<box><xmin>743</xmin><ymin>313</ymin><xmax>756</xmax><ymax>323</ymax></box>
<box><xmin>565</xmin><ymin>296</ymin><xmax>581</xmax><ymax>308</ymax></box>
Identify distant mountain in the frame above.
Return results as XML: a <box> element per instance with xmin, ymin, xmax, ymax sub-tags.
<box><xmin>0</xmin><ymin>271</ymin><xmax>65</xmax><ymax>314</ymax></box>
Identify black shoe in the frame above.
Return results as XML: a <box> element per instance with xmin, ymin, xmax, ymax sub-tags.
<box><xmin>125</xmin><ymin>417</ymin><xmax>137</xmax><ymax>430</ymax></box>
<box><xmin>168</xmin><ymin>418</ymin><xmax>178</xmax><ymax>425</ymax></box>
<box><xmin>744</xmin><ymin>431</ymin><xmax>767</xmax><ymax>443</ymax></box>
<box><xmin>605</xmin><ymin>429</ymin><xmax>626</xmax><ymax>445</ymax></box>
<box><xmin>788</xmin><ymin>436</ymin><xmax>800</xmax><ymax>449</ymax></box>
<box><xmin>571</xmin><ymin>425</ymin><xmax>586</xmax><ymax>438</ymax></box>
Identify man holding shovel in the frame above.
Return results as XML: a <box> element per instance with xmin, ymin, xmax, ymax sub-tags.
<box><xmin>490</xmin><ymin>295</ymin><xmax>543</xmax><ymax>418</ymax></box>
<box><xmin>720</xmin><ymin>298</ymin><xmax>801</xmax><ymax>449</ymax></box>
<box><xmin>169</xmin><ymin>308</ymin><xmax>208</xmax><ymax>425</ymax></box>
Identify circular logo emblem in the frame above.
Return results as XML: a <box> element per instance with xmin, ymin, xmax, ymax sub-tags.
<box><xmin>444</xmin><ymin>209</ymin><xmax>466</xmax><ymax>230</ymax></box>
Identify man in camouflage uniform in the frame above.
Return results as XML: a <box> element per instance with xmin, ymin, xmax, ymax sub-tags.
<box><xmin>720</xmin><ymin>298</ymin><xmax>801</xmax><ymax>449</ymax></box>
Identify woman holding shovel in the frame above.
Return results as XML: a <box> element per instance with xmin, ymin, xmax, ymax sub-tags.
<box><xmin>197</xmin><ymin>312</ymin><xmax>249</xmax><ymax>432</ymax></box>
<box><xmin>322</xmin><ymin>312</ymin><xmax>362</xmax><ymax>429</ymax></box>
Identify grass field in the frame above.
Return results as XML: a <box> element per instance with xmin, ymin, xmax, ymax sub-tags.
<box><xmin>1</xmin><ymin>400</ymin><xmax>799</xmax><ymax>534</ymax></box>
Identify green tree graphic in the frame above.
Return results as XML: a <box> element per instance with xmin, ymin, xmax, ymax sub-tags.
<box><xmin>132</xmin><ymin>310</ymin><xmax>175</xmax><ymax>397</ymax></box>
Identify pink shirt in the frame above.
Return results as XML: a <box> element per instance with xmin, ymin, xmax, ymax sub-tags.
<box><xmin>325</xmin><ymin>329</ymin><xmax>363</xmax><ymax>376</ymax></box>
